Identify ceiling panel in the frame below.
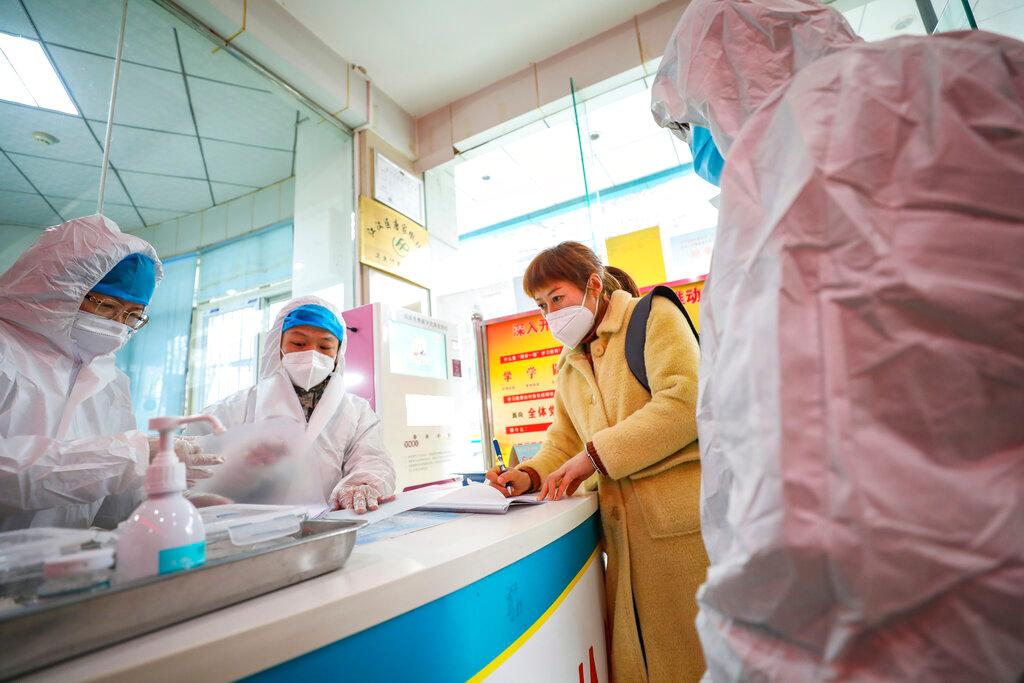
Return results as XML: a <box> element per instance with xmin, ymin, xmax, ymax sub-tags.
<box><xmin>1</xmin><ymin>2</ymin><xmax>300</xmax><ymax>238</ymax></box>
<box><xmin>0</xmin><ymin>189</ymin><xmax>60</xmax><ymax>226</ymax></box>
<box><xmin>0</xmin><ymin>152</ymin><xmax>34</xmax><ymax>193</ymax></box>
<box><xmin>14</xmin><ymin>155</ymin><xmax>132</xmax><ymax>207</ymax></box>
<box><xmin>107</xmin><ymin>125</ymin><xmax>205</xmax><ymax>178</ymax></box>
<box><xmin>21</xmin><ymin>0</ymin><xmax>180</xmax><ymax>71</ymax></box>
<box><xmin>119</xmin><ymin>170</ymin><xmax>211</xmax><ymax>214</ymax></box>
<box><xmin>203</xmin><ymin>139</ymin><xmax>290</xmax><ymax>188</ymax></box>
<box><xmin>49</xmin><ymin>197</ymin><xmax>139</xmax><ymax>229</ymax></box>
<box><xmin>49</xmin><ymin>46</ymin><xmax>194</xmax><ymax>134</ymax></box>
<box><xmin>0</xmin><ymin>102</ymin><xmax>99</xmax><ymax>164</ymax></box>
<box><xmin>138</xmin><ymin>206</ymin><xmax>186</xmax><ymax>225</ymax></box>
<box><xmin>175</xmin><ymin>26</ymin><xmax>270</xmax><ymax>92</ymax></box>
<box><xmin>188</xmin><ymin>78</ymin><xmax>297</xmax><ymax>149</ymax></box>
<box><xmin>210</xmin><ymin>182</ymin><xmax>254</xmax><ymax>206</ymax></box>
<box><xmin>0</xmin><ymin>0</ymin><xmax>37</xmax><ymax>38</ymax></box>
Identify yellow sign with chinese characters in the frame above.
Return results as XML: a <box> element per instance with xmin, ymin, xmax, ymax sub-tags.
<box><xmin>359</xmin><ymin>196</ymin><xmax>431</xmax><ymax>286</ymax></box>
<box><xmin>606</xmin><ymin>225</ymin><xmax>667</xmax><ymax>288</ymax></box>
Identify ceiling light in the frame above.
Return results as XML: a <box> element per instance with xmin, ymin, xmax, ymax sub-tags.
<box><xmin>32</xmin><ymin>130</ymin><xmax>58</xmax><ymax>145</ymax></box>
<box><xmin>892</xmin><ymin>15</ymin><xmax>914</xmax><ymax>30</ymax></box>
<box><xmin>0</xmin><ymin>31</ymin><xmax>78</xmax><ymax>115</ymax></box>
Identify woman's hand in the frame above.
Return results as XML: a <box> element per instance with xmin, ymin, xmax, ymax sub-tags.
<box><xmin>539</xmin><ymin>452</ymin><xmax>596</xmax><ymax>501</ymax></box>
<box><xmin>485</xmin><ymin>466</ymin><xmax>532</xmax><ymax>498</ymax></box>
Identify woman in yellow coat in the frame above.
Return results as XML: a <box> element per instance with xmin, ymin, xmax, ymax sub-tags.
<box><xmin>487</xmin><ymin>241</ymin><xmax>708</xmax><ymax>682</ymax></box>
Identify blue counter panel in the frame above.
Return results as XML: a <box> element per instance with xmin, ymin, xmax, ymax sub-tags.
<box><xmin>247</xmin><ymin>511</ymin><xmax>600</xmax><ymax>682</ymax></box>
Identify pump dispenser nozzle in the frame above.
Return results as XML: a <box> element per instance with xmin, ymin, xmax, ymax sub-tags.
<box><xmin>146</xmin><ymin>415</ymin><xmax>226</xmax><ymax>495</ymax></box>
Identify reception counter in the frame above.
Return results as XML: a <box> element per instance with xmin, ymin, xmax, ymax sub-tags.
<box><xmin>24</xmin><ymin>494</ymin><xmax>605</xmax><ymax>682</ymax></box>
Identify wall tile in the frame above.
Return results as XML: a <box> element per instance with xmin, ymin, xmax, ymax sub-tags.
<box><xmin>177</xmin><ymin>212</ymin><xmax>202</xmax><ymax>253</ymax></box>
<box><xmin>279</xmin><ymin>177</ymin><xmax>295</xmax><ymax>222</ymax></box>
<box><xmin>253</xmin><ymin>185</ymin><xmax>279</xmax><ymax>230</ymax></box>
<box><xmin>226</xmin><ymin>195</ymin><xmax>254</xmax><ymax>239</ymax></box>
<box><xmin>201</xmin><ymin>204</ymin><xmax>227</xmax><ymax>246</ymax></box>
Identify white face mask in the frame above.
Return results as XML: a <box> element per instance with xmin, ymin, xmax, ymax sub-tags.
<box><xmin>544</xmin><ymin>287</ymin><xmax>597</xmax><ymax>350</ymax></box>
<box><xmin>282</xmin><ymin>349</ymin><xmax>336</xmax><ymax>390</ymax></box>
<box><xmin>70</xmin><ymin>310</ymin><xmax>131</xmax><ymax>359</ymax></box>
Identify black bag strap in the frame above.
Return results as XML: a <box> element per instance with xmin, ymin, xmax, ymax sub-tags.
<box><xmin>624</xmin><ymin>285</ymin><xmax>699</xmax><ymax>393</ymax></box>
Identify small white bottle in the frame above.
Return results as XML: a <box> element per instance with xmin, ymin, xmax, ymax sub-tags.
<box><xmin>116</xmin><ymin>415</ymin><xmax>225</xmax><ymax>584</ymax></box>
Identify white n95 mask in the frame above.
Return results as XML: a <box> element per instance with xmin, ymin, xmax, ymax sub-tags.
<box><xmin>70</xmin><ymin>310</ymin><xmax>131</xmax><ymax>358</ymax></box>
<box><xmin>282</xmin><ymin>349</ymin><xmax>335</xmax><ymax>390</ymax></box>
<box><xmin>544</xmin><ymin>288</ymin><xmax>597</xmax><ymax>350</ymax></box>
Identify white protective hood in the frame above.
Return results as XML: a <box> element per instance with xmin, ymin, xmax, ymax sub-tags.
<box><xmin>0</xmin><ymin>214</ymin><xmax>163</xmax><ymax>353</ymax></box>
<box><xmin>651</xmin><ymin>0</ymin><xmax>860</xmax><ymax>153</ymax></box>
<box><xmin>259</xmin><ymin>295</ymin><xmax>348</xmax><ymax>382</ymax></box>
<box><xmin>0</xmin><ymin>215</ymin><xmax>162</xmax><ymax>529</ymax></box>
<box><xmin>652</xmin><ymin>1</ymin><xmax>1024</xmax><ymax>681</ymax></box>
<box><xmin>255</xmin><ymin>295</ymin><xmax>349</xmax><ymax>441</ymax></box>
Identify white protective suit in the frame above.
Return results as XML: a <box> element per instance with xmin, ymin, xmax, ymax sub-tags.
<box><xmin>652</xmin><ymin>1</ymin><xmax>1024</xmax><ymax>680</ymax></box>
<box><xmin>0</xmin><ymin>215</ymin><xmax>162</xmax><ymax>530</ymax></box>
<box><xmin>186</xmin><ymin>296</ymin><xmax>396</xmax><ymax>505</ymax></box>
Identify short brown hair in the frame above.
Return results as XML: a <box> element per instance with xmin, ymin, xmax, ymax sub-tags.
<box><xmin>522</xmin><ymin>241</ymin><xmax>628</xmax><ymax>298</ymax></box>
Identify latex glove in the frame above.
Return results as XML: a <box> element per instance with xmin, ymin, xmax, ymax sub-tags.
<box><xmin>484</xmin><ymin>465</ymin><xmax>532</xmax><ymax>498</ymax></box>
<box><xmin>539</xmin><ymin>451</ymin><xmax>596</xmax><ymax>501</ymax></box>
<box><xmin>184</xmin><ymin>491</ymin><xmax>233</xmax><ymax>508</ymax></box>
<box><xmin>243</xmin><ymin>438</ymin><xmax>291</xmax><ymax>467</ymax></box>
<box><xmin>150</xmin><ymin>435</ymin><xmax>224</xmax><ymax>487</ymax></box>
<box><xmin>330</xmin><ymin>475</ymin><xmax>395</xmax><ymax>514</ymax></box>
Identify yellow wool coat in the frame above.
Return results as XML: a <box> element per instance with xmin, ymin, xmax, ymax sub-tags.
<box><xmin>521</xmin><ymin>289</ymin><xmax>708</xmax><ymax>682</ymax></box>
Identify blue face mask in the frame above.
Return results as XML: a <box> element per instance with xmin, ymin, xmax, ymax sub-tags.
<box><xmin>689</xmin><ymin>125</ymin><xmax>725</xmax><ymax>187</ymax></box>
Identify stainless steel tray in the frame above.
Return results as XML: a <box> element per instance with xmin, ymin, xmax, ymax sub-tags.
<box><xmin>0</xmin><ymin>518</ymin><xmax>365</xmax><ymax>680</ymax></box>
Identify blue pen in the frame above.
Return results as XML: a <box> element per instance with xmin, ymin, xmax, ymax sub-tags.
<box><xmin>492</xmin><ymin>439</ymin><xmax>514</xmax><ymax>496</ymax></box>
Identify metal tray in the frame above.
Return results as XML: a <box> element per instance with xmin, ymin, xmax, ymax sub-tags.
<box><xmin>0</xmin><ymin>518</ymin><xmax>365</xmax><ymax>680</ymax></box>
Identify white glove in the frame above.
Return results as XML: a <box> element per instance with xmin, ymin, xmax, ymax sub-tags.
<box><xmin>330</xmin><ymin>474</ymin><xmax>395</xmax><ymax>514</ymax></box>
<box><xmin>150</xmin><ymin>435</ymin><xmax>224</xmax><ymax>487</ymax></box>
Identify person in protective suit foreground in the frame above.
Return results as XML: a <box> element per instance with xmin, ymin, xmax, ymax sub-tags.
<box><xmin>0</xmin><ymin>215</ymin><xmax>220</xmax><ymax>530</ymax></box>
<box><xmin>652</xmin><ymin>1</ymin><xmax>1024</xmax><ymax>680</ymax></box>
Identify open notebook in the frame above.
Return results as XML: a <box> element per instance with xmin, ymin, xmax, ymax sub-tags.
<box><xmin>413</xmin><ymin>483</ymin><xmax>547</xmax><ymax>514</ymax></box>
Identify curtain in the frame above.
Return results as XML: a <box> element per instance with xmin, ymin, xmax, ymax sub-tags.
<box><xmin>116</xmin><ymin>253</ymin><xmax>197</xmax><ymax>428</ymax></box>
<box><xmin>197</xmin><ymin>223</ymin><xmax>293</xmax><ymax>302</ymax></box>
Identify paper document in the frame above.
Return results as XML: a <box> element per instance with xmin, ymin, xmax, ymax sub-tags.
<box><xmin>320</xmin><ymin>485</ymin><xmax>457</xmax><ymax>525</ymax></box>
<box><xmin>414</xmin><ymin>483</ymin><xmax>546</xmax><ymax>514</ymax></box>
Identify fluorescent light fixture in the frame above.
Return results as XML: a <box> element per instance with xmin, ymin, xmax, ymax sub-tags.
<box><xmin>0</xmin><ymin>31</ymin><xmax>77</xmax><ymax>115</ymax></box>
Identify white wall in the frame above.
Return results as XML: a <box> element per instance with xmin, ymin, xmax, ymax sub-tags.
<box><xmin>130</xmin><ymin>178</ymin><xmax>295</xmax><ymax>259</ymax></box>
<box><xmin>0</xmin><ymin>224</ymin><xmax>44</xmax><ymax>274</ymax></box>
<box><xmin>291</xmin><ymin>120</ymin><xmax>356</xmax><ymax>308</ymax></box>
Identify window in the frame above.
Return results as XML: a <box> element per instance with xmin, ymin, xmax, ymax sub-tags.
<box><xmin>187</xmin><ymin>288</ymin><xmax>290</xmax><ymax>412</ymax></box>
<box><xmin>0</xmin><ymin>31</ymin><xmax>76</xmax><ymax>114</ymax></box>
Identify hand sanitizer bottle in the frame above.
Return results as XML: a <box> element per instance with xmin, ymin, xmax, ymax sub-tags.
<box><xmin>116</xmin><ymin>415</ymin><xmax>225</xmax><ymax>584</ymax></box>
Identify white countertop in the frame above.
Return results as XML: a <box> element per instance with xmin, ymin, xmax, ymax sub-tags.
<box><xmin>26</xmin><ymin>494</ymin><xmax>598</xmax><ymax>683</ymax></box>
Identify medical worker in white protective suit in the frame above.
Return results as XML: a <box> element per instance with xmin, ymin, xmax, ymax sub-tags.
<box><xmin>0</xmin><ymin>215</ymin><xmax>222</xmax><ymax>530</ymax></box>
<box><xmin>651</xmin><ymin>1</ymin><xmax>1024</xmax><ymax>680</ymax></box>
<box><xmin>187</xmin><ymin>296</ymin><xmax>396</xmax><ymax>514</ymax></box>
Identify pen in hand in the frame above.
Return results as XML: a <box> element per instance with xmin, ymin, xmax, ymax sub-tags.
<box><xmin>492</xmin><ymin>439</ymin><xmax>514</xmax><ymax>496</ymax></box>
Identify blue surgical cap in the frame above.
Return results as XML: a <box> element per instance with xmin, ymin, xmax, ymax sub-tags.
<box><xmin>92</xmin><ymin>253</ymin><xmax>157</xmax><ymax>306</ymax></box>
<box><xmin>282</xmin><ymin>304</ymin><xmax>344</xmax><ymax>343</ymax></box>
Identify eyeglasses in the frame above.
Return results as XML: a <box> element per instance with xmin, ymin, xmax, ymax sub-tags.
<box><xmin>83</xmin><ymin>294</ymin><xmax>150</xmax><ymax>331</ymax></box>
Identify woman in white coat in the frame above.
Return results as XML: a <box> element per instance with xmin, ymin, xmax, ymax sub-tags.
<box><xmin>0</xmin><ymin>215</ymin><xmax>216</xmax><ymax>530</ymax></box>
<box><xmin>189</xmin><ymin>296</ymin><xmax>396</xmax><ymax>513</ymax></box>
